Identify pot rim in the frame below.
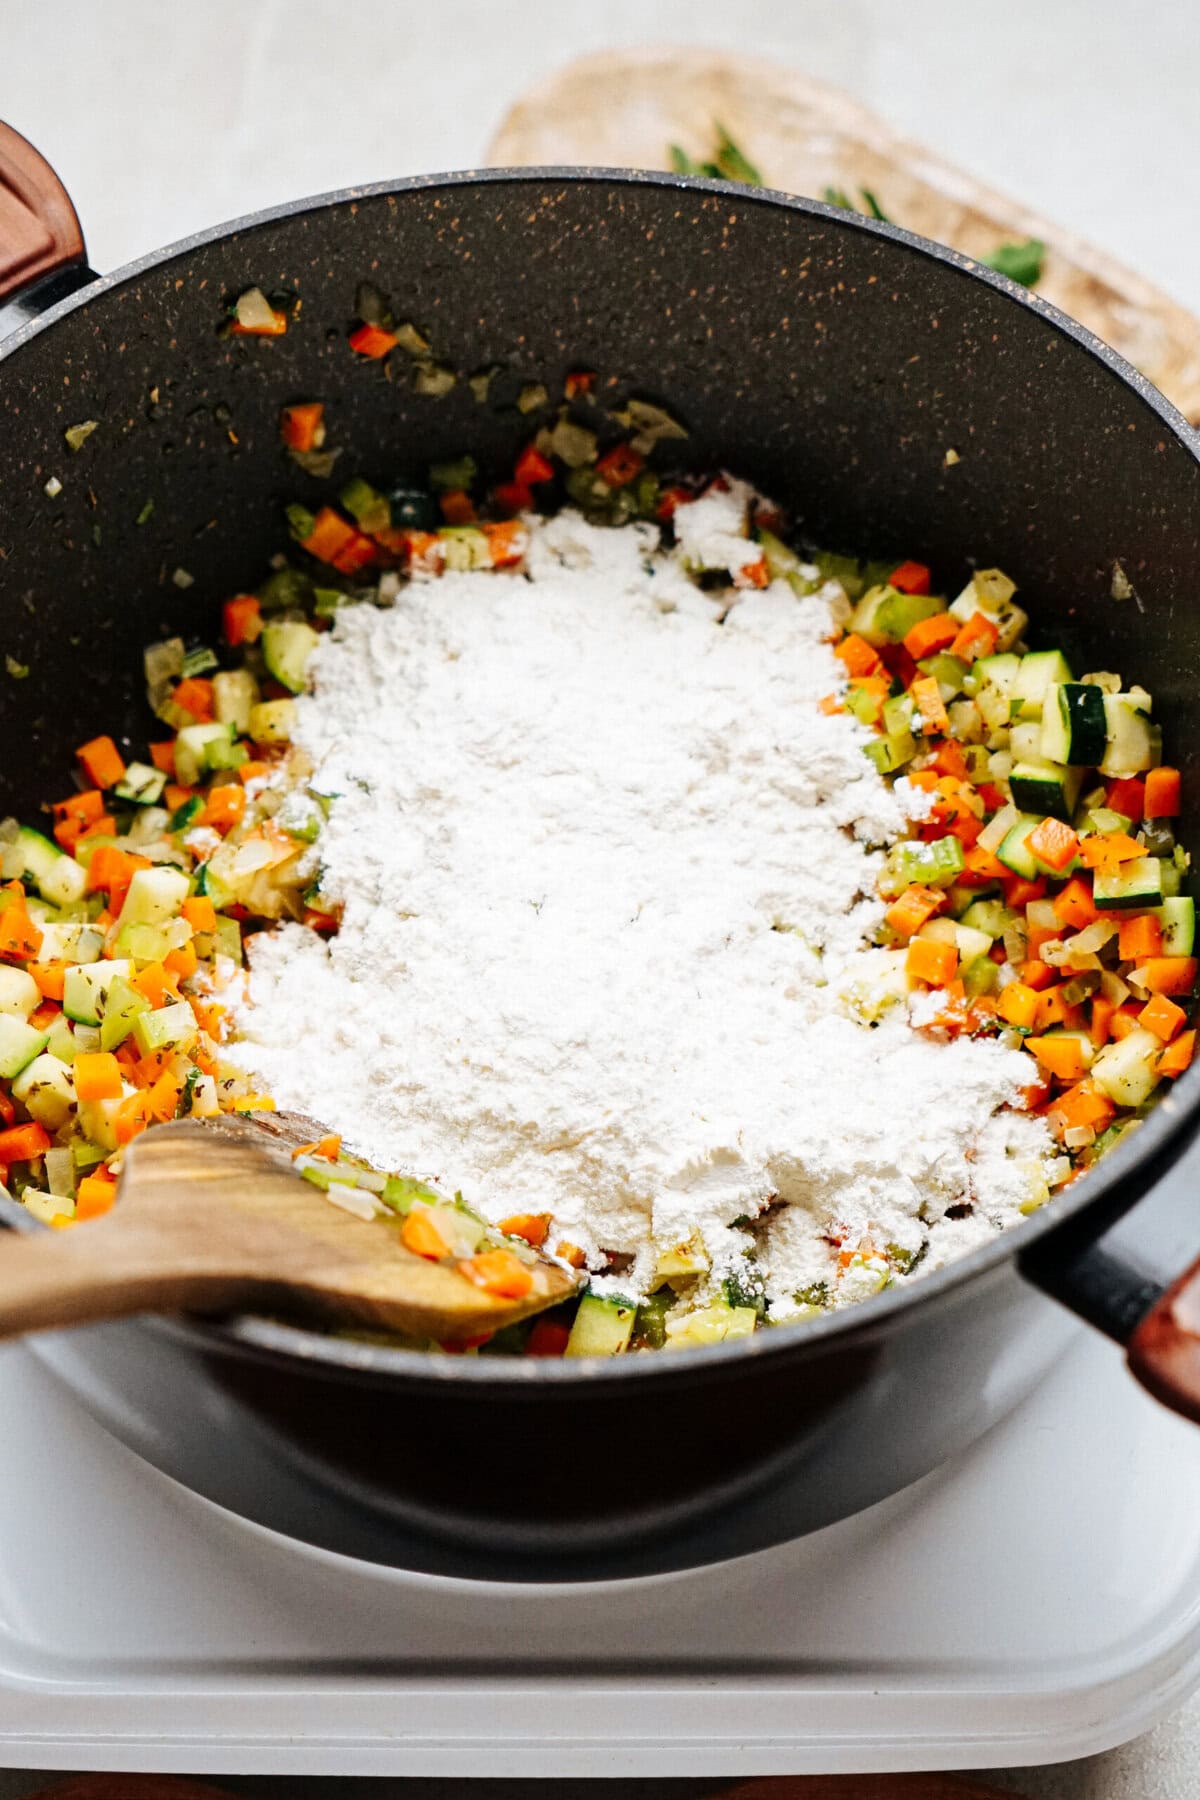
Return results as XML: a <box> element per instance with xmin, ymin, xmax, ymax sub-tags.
<box><xmin>5</xmin><ymin>163</ymin><xmax>1199</xmax><ymax>1386</ymax></box>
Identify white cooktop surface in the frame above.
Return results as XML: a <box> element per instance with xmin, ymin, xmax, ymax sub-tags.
<box><xmin>4</xmin><ymin>5</ymin><xmax>1200</xmax><ymax>1793</ymax></box>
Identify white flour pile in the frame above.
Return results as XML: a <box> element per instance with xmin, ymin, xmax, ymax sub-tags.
<box><xmin>233</xmin><ymin>500</ymin><xmax>1053</xmax><ymax>1314</ymax></box>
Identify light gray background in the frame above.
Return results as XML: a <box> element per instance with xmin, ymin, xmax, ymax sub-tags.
<box><xmin>2</xmin><ymin>1</ymin><xmax>1199</xmax><ymax>1794</ymax></box>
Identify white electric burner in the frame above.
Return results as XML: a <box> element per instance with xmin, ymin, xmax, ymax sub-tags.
<box><xmin>2</xmin><ymin>1321</ymin><xmax>1200</xmax><ymax>1781</ymax></box>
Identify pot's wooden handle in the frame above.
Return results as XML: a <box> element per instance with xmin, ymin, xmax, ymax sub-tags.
<box><xmin>0</xmin><ymin>120</ymin><xmax>85</xmax><ymax>301</ymax></box>
<box><xmin>1128</xmin><ymin>1256</ymin><xmax>1200</xmax><ymax>1423</ymax></box>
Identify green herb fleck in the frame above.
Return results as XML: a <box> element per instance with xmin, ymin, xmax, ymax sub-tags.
<box><xmin>982</xmin><ymin>238</ymin><xmax>1045</xmax><ymax>287</ymax></box>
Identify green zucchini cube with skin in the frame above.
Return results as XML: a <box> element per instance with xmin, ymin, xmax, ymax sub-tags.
<box><xmin>1091</xmin><ymin>1028</ymin><xmax>1163</xmax><ymax>1108</ymax></box>
<box><xmin>564</xmin><ymin>1293</ymin><xmax>637</xmax><ymax>1357</ymax></box>
<box><xmin>0</xmin><ymin>1015</ymin><xmax>49</xmax><ymax>1081</ymax></box>
<box><xmin>261</xmin><ymin>619</ymin><xmax>320</xmax><ymax>694</ymax></box>
<box><xmin>113</xmin><ymin>762</ymin><xmax>168</xmax><ymax>806</ymax></box>
<box><xmin>1092</xmin><ymin>856</ymin><xmax>1164</xmax><ymax>910</ymax></box>
<box><xmin>1040</xmin><ymin>683</ymin><xmax>1107</xmax><ymax>768</ymax></box>
<box><xmin>11</xmin><ymin>1052</ymin><xmax>75</xmax><ymax>1130</ymax></box>
<box><xmin>62</xmin><ymin>959</ymin><xmax>135</xmax><ymax>1027</ymax></box>
<box><xmin>1009</xmin><ymin>761</ymin><xmax>1083</xmax><ymax>823</ymax></box>
<box><xmin>1157</xmin><ymin>897</ymin><xmax>1197</xmax><ymax>957</ymax></box>
<box><xmin>0</xmin><ymin>966</ymin><xmax>39</xmax><ymax>1018</ymax></box>
<box><xmin>116</xmin><ymin>866</ymin><xmax>190</xmax><ymax>932</ymax></box>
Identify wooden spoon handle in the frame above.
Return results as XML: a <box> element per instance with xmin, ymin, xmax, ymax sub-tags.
<box><xmin>0</xmin><ymin>1216</ymin><xmax>259</xmax><ymax>1339</ymax></box>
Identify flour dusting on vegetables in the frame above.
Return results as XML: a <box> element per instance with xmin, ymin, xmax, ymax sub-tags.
<box><xmin>0</xmin><ymin>414</ymin><xmax>1193</xmax><ymax>1356</ymax></box>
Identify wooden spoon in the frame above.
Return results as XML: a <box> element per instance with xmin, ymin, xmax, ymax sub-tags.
<box><xmin>0</xmin><ymin>1111</ymin><xmax>579</xmax><ymax>1344</ymax></box>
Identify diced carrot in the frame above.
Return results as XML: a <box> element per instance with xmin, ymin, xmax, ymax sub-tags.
<box><xmin>149</xmin><ymin>740</ymin><xmax>178</xmax><ymax>773</ymax></box>
<box><xmin>1028</xmin><ymin>816</ymin><xmax>1080</xmax><ymax>873</ymax></box>
<box><xmin>1027</xmin><ymin>1035</ymin><xmax>1090</xmax><ymax>1083</ymax></box>
<box><xmin>1019</xmin><ymin>960</ymin><xmax>1054</xmax><ymax>990</ymax></box>
<box><xmin>279</xmin><ymin>402</ymin><xmax>325</xmax><ymax>452</ymax></box>
<box><xmin>1118</xmin><ymin>913</ymin><xmax>1163</xmax><ymax>960</ymax></box>
<box><xmin>0</xmin><ymin>905</ymin><xmax>41</xmax><ymax>964</ymax></box>
<box><xmin>114</xmin><ymin>1093</ymin><xmax>149</xmax><ymax>1146</ymax></box>
<box><xmin>314</xmin><ymin>1134</ymin><xmax>341</xmax><ymax>1160</ymax></box>
<box><xmin>1054</xmin><ymin>1079</ymin><xmax>1116</xmax><ymax>1133</ymax></box>
<box><xmin>132</xmin><ymin>961</ymin><xmax>179</xmax><ymax>1008</ymax></box>
<box><xmin>734</xmin><ymin>555</ymin><xmax>770</xmax><ymax>590</ymax></box>
<box><xmin>1110</xmin><ymin>1003</ymin><xmax>1145</xmax><ymax>1041</ymax></box>
<box><xmin>201</xmin><ymin>784</ymin><xmax>246</xmax><ymax>834</ymax></box>
<box><xmin>819</xmin><ymin>695</ymin><xmax>843</xmax><ymax>715</ymax></box>
<box><xmin>439</xmin><ymin>488</ymin><xmax>476</xmax><ymax>525</ymax></box>
<box><xmin>238</xmin><ymin>760</ymin><xmax>271</xmax><ymax>786</ymax></box>
<box><xmin>920</xmin><ymin>981</ymin><xmax>969</xmax><ymax>1035</ymax></box>
<box><xmin>75</xmin><ymin>1173</ymin><xmax>117</xmax><ymax>1220</ymax></box>
<box><xmin>1002</xmin><ymin>875</ymin><xmax>1048</xmax><ymax>910</ymax></box>
<box><xmin>1036</xmin><ymin>989</ymin><xmax>1084</xmax><ymax>1032</ymax></box>
<box><xmin>231</xmin><ymin>1094</ymin><xmax>276</xmax><ymax>1113</ymax></box>
<box><xmin>888</xmin><ymin>560</ymin><xmax>931</xmax><ymax>595</ymax></box>
<box><xmin>163</xmin><ymin>784</ymin><xmax>195</xmax><ymax>813</ymax></box>
<box><xmin>182</xmin><ymin>895</ymin><xmax>217</xmax><ymax>932</ymax></box>
<box><xmin>595</xmin><ymin>444</ymin><xmax>644</xmax><ymax>488</ymax></box>
<box><xmin>303</xmin><ymin>506</ymin><xmax>358</xmax><ymax>563</ymax></box>
<box><xmin>29</xmin><ymin>1000</ymin><xmax>60</xmax><ymax>1030</ymax></box>
<box><xmin>903</xmin><ymin>611</ymin><xmax>958</xmax><ymax>660</ymax></box>
<box><xmin>960</xmin><ymin>844</ymin><xmax>1009</xmax><ymax>886</ymax></box>
<box><xmin>514</xmin><ymin>444</ymin><xmax>555</xmax><ymax>486</ymax></box>
<box><xmin>498</xmin><ymin>1212</ymin><xmax>552</xmax><ymax>1248</ymax></box>
<box><xmin>1090</xmin><ymin>994</ymin><xmax>1117</xmax><ymax>1049</ymax></box>
<box><xmin>76</xmin><ymin>735</ymin><xmax>126</xmax><ymax>789</ymax></box>
<box><xmin>330</xmin><ymin>530</ymin><xmax>378</xmax><ymax>577</ymax></box>
<box><xmin>223</xmin><ymin>594</ymin><xmax>263</xmax><ymax>647</ymax></box>
<box><xmin>1078</xmin><ymin>832</ymin><xmax>1144</xmax><ymax>871</ymax></box>
<box><xmin>85</xmin><ymin>844</ymin><xmax>152</xmax><ymax>896</ymax></box>
<box><xmin>52</xmin><ymin>789</ymin><xmax>104</xmax><ymax>836</ymax></box>
<box><xmin>458</xmin><ymin>1248</ymin><xmax>534</xmax><ymax>1299</ymax></box>
<box><xmin>1105</xmin><ymin>777</ymin><xmax>1145</xmax><ymax>823</ymax></box>
<box><xmin>165</xmin><ymin>939</ymin><xmax>199</xmax><ymax>981</ymax></box>
<box><xmin>1053</xmin><ymin>876</ymin><xmax>1097</xmax><ymax>931</ymax></box>
<box><xmin>556</xmin><ymin>1240</ymin><xmax>588</xmax><ymax>1269</ymax></box>
<box><xmin>481</xmin><ymin>520</ymin><xmax>528</xmax><ymax>568</ymax></box>
<box><xmin>885</xmin><ymin>885</ymin><xmax>945</xmax><ymax>938</ymax></box>
<box><xmin>906</xmin><ymin>937</ymin><xmax>958</xmax><ymax>986</ymax></box>
<box><xmin>0</xmin><ymin>1121</ymin><xmax>51</xmax><ymax>1164</ymax></box>
<box><xmin>72</xmin><ymin>1052</ymin><xmax>124</xmax><ymax>1102</ymax></box>
<box><xmin>526</xmin><ymin>1318</ymin><xmax>571</xmax><ymax>1356</ymax></box>
<box><xmin>1134</xmin><ymin>957</ymin><xmax>1198</xmax><ymax>996</ymax></box>
<box><xmin>910</xmin><ymin>676</ymin><xmax>949</xmax><ymax>734</ymax></box>
<box><xmin>834</xmin><ymin>633</ymin><xmax>883</xmax><ymax>679</ymax></box>
<box><xmin>173</xmin><ymin>678</ymin><xmax>215</xmax><ymax>722</ymax></box>
<box><xmin>1140</xmin><ymin>992</ymin><xmax>1186</xmax><ymax>1042</ymax></box>
<box><xmin>30</xmin><ymin>959</ymin><xmax>68</xmax><ymax>1002</ymax></box>
<box><xmin>1145</xmin><ymin>766</ymin><xmax>1181</xmax><ymax>818</ymax></box>
<box><xmin>1025</xmin><ymin>925</ymin><xmax>1061</xmax><ymax>959</ymax></box>
<box><xmin>79</xmin><ymin>812</ymin><xmax>116</xmax><ymax>843</ymax></box>
<box><xmin>1159</xmin><ymin>1030</ymin><xmax>1197</xmax><ymax>1077</ymax></box>
<box><xmin>230</xmin><ymin>305</ymin><xmax>286</xmax><ymax>337</ymax></box>
<box><xmin>950</xmin><ymin>611</ymin><xmax>1000</xmax><ymax>661</ymax></box>
<box><xmin>348</xmin><ymin>321</ymin><xmax>398</xmax><ymax>358</ymax></box>
<box><xmin>144</xmin><ymin>1070</ymin><xmax>186</xmax><ymax>1123</ymax></box>
<box><xmin>564</xmin><ymin>370</ymin><xmax>597</xmax><ymax>399</ymax></box>
<box><xmin>401</xmin><ymin>1209</ymin><xmax>451</xmax><ymax>1260</ymax></box>
<box><xmin>997</xmin><ymin>982</ymin><xmax>1040</xmax><ymax>1028</ymax></box>
<box><xmin>931</xmin><ymin>740</ymin><xmax>970</xmax><ymax>781</ymax></box>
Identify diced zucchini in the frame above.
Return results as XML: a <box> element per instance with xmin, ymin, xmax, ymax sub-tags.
<box><xmin>962</xmin><ymin>953</ymin><xmax>999</xmax><ymax>996</ymax></box>
<box><xmin>98</xmin><ymin>975</ymin><xmax>152</xmax><ymax>1052</ymax></box>
<box><xmin>11</xmin><ymin>1052</ymin><xmax>75</xmax><ymax>1129</ymax></box>
<box><xmin>886</xmin><ymin>836</ymin><xmax>965</xmax><ymax>889</ymax></box>
<box><xmin>62</xmin><ymin>959</ymin><xmax>134</xmax><ymax>1026</ymax></box>
<box><xmin>917</xmin><ymin>653</ymin><xmax>969</xmax><ymax>701</ymax></box>
<box><xmin>882</xmin><ymin>693</ymin><xmax>916</xmax><ymax>736</ymax></box>
<box><xmin>212</xmin><ymin>668</ymin><xmax>260</xmax><ymax>735</ymax></box>
<box><xmin>117</xmin><ymin>866</ymin><xmax>190</xmax><ymax>930</ymax></box>
<box><xmin>847</xmin><ymin>584</ymin><xmax>943</xmax><ymax>647</ymax></box>
<box><xmin>22</xmin><ymin>1189</ymin><xmax>75</xmax><ymax>1226</ymax></box>
<box><xmin>0</xmin><ymin>1015</ymin><xmax>49</xmax><ymax>1080</ymax></box>
<box><xmin>1010</xmin><ymin>649</ymin><xmax>1073</xmax><ymax>721</ymax></box>
<box><xmin>248</xmin><ymin>698</ymin><xmax>296</xmax><ymax>744</ymax></box>
<box><xmin>0</xmin><ymin>966</ymin><xmax>39</xmax><ymax>1017</ymax></box>
<box><xmin>1040</xmin><ymin>683</ymin><xmax>1107</xmax><ymax>767</ymax></box>
<box><xmin>1092</xmin><ymin>1028</ymin><xmax>1162</xmax><ymax>1107</ymax></box>
<box><xmin>1093</xmin><ymin>856</ymin><xmax>1163</xmax><ymax>910</ymax></box>
<box><xmin>564</xmin><ymin>1293</ymin><xmax>637</xmax><ymax>1357</ymax></box>
<box><xmin>1100</xmin><ymin>694</ymin><xmax>1162</xmax><ymax>778</ymax></box>
<box><xmin>654</xmin><ymin>1234</ymin><xmax>711</xmax><ymax>1283</ymax></box>
<box><xmin>664</xmin><ymin>1296</ymin><xmax>758</xmax><ymax>1348</ymax></box>
<box><xmin>1158</xmin><ymin>896</ymin><xmax>1196</xmax><ymax>956</ymax></box>
<box><xmin>1009</xmin><ymin>760</ymin><xmax>1083</xmax><ymax>823</ymax></box>
<box><xmin>864</xmin><ymin>730</ymin><xmax>917</xmax><ymax>775</ymax></box>
<box><xmin>950</xmin><ymin>571</ymin><xmax>1028</xmax><ymax>651</ymax></box>
<box><xmin>262</xmin><ymin>620</ymin><xmax>320</xmax><ymax>695</ymax></box>
<box><xmin>13</xmin><ymin>828</ymin><xmax>86</xmax><ymax>908</ymax></box>
<box><xmin>131</xmin><ymin>1001</ymin><xmax>198</xmax><ymax>1057</ymax></box>
<box><xmin>959</xmin><ymin>899</ymin><xmax>1018</xmax><ymax>939</ymax></box>
<box><xmin>997</xmin><ymin>813</ymin><xmax>1044</xmax><ymax>879</ymax></box>
<box><xmin>175</xmin><ymin>722</ymin><xmax>232</xmax><ymax>786</ymax></box>
<box><xmin>113</xmin><ymin>762</ymin><xmax>168</xmax><ymax>806</ymax></box>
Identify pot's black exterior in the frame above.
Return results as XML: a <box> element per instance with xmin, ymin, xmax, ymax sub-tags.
<box><xmin>3</xmin><ymin>171</ymin><xmax>1200</xmax><ymax>1576</ymax></box>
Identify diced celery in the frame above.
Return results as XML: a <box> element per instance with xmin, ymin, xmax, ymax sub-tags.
<box><xmin>864</xmin><ymin>730</ymin><xmax>917</xmax><ymax>774</ymax></box>
<box><xmin>886</xmin><ymin>836</ymin><xmax>965</xmax><ymax>889</ymax></box>
<box><xmin>132</xmin><ymin>1001</ymin><xmax>198</xmax><ymax>1056</ymax></box>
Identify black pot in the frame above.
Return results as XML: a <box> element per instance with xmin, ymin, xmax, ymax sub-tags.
<box><xmin>3</xmin><ymin>126</ymin><xmax>1199</xmax><ymax>1581</ymax></box>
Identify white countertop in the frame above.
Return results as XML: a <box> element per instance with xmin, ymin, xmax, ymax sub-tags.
<box><xmin>2</xmin><ymin>2</ymin><xmax>1198</xmax><ymax>1794</ymax></box>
